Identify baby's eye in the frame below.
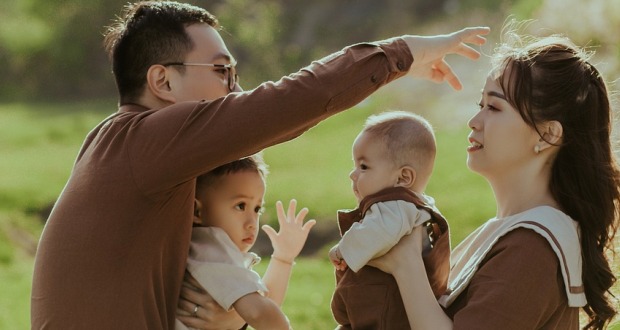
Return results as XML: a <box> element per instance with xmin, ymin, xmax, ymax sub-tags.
<box><xmin>255</xmin><ymin>206</ymin><xmax>264</xmax><ymax>215</ymax></box>
<box><xmin>235</xmin><ymin>203</ymin><xmax>246</xmax><ymax>211</ymax></box>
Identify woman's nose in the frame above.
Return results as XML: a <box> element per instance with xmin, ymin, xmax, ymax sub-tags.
<box><xmin>468</xmin><ymin>112</ymin><xmax>482</xmax><ymax>130</ymax></box>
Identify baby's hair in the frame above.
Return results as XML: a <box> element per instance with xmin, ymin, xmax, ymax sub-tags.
<box><xmin>197</xmin><ymin>153</ymin><xmax>269</xmax><ymax>189</ymax></box>
<box><xmin>362</xmin><ymin>111</ymin><xmax>436</xmax><ymax>176</ymax></box>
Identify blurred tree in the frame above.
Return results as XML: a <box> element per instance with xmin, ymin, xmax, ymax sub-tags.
<box><xmin>0</xmin><ymin>0</ymin><xmax>616</xmax><ymax>102</ymax></box>
<box><xmin>0</xmin><ymin>0</ymin><xmax>453</xmax><ymax>101</ymax></box>
<box><xmin>0</xmin><ymin>0</ymin><xmax>129</xmax><ymax>101</ymax></box>
<box><xmin>203</xmin><ymin>0</ymin><xmax>287</xmax><ymax>89</ymax></box>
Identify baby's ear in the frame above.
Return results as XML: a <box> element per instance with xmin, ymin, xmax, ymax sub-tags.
<box><xmin>396</xmin><ymin>166</ymin><xmax>416</xmax><ymax>188</ymax></box>
<box><xmin>192</xmin><ymin>199</ymin><xmax>203</xmax><ymax>226</ymax></box>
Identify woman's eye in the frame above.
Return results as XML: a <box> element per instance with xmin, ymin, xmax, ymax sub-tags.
<box><xmin>360</xmin><ymin>164</ymin><xmax>368</xmax><ymax>170</ymax></box>
<box><xmin>215</xmin><ymin>69</ymin><xmax>227</xmax><ymax>76</ymax></box>
<box><xmin>477</xmin><ymin>102</ymin><xmax>498</xmax><ymax>112</ymax></box>
<box><xmin>235</xmin><ymin>203</ymin><xmax>246</xmax><ymax>211</ymax></box>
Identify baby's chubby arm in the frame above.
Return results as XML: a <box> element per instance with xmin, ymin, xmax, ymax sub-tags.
<box><xmin>262</xmin><ymin>199</ymin><xmax>316</xmax><ymax>305</ymax></box>
<box><xmin>233</xmin><ymin>292</ymin><xmax>290</xmax><ymax>330</ymax></box>
<box><xmin>336</xmin><ymin>201</ymin><xmax>423</xmax><ymax>272</ymax></box>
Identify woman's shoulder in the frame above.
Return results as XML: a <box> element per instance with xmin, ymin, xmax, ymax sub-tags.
<box><xmin>487</xmin><ymin>227</ymin><xmax>558</xmax><ymax>265</ymax></box>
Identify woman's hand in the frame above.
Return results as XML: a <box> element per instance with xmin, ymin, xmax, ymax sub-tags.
<box><xmin>368</xmin><ymin>225</ymin><xmax>427</xmax><ymax>274</ymax></box>
<box><xmin>404</xmin><ymin>26</ymin><xmax>490</xmax><ymax>90</ymax></box>
<box><xmin>369</xmin><ymin>226</ymin><xmax>453</xmax><ymax>329</ymax></box>
<box><xmin>262</xmin><ymin>199</ymin><xmax>316</xmax><ymax>263</ymax></box>
<box><xmin>177</xmin><ymin>271</ymin><xmax>245</xmax><ymax>329</ymax></box>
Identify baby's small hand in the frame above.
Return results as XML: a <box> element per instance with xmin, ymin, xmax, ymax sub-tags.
<box><xmin>262</xmin><ymin>199</ymin><xmax>316</xmax><ymax>262</ymax></box>
<box><xmin>328</xmin><ymin>245</ymin><xmax>348</xmax><ymax>271</ymax></box>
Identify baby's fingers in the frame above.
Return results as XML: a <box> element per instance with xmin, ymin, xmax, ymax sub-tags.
<box><xmin>286</xmin><ymin>199</ymin><xmax>298</xmax><ymax>221</ymax></box>
<box><xmin>275</xmin><ymin>200</ymin><xmax>286</xmax><ymax>224</ymax></box>
<box><xmin>294</xmin><ymin>207</ymin><xmax>309</xmax><ymax>224</ymax></box>
<box><xmin>302</xmin><ymin>219</ymin><xmax>317</xmax><ymax>231</ymax></box>
<box><xmin>261</xmin><ymin>224</ymin><xmax>277</xmax><ymax>240</ymax></box>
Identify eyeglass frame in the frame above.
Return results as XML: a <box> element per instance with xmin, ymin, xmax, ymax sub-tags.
<box><xmin>162</xmin><ymin>62</ymin><xmax>238</xmax><ymax>92</ymax></box>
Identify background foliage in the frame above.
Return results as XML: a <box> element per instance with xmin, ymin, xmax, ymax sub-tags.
<box><xmin>0</xmin><ymin>0</ymin><xmax>619</xmax><ymax>328</ymax></box>
<box><xmin>1</xmin><ymin>0</ymin><xmax>618</xmax><ymax>101</ymax></box>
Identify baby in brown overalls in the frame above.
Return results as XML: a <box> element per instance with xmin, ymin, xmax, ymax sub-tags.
<box><xmin>328</xmin><ymin>111</ymin><xmax>450</xmax><ymax>330</ymax></box>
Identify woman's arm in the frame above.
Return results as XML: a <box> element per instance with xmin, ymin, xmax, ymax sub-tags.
<box><xmin>374</xmin><ymin>227</ymin><xmax>570</xmax><ymax>330</ymax></box>
<box><xmin>370</xmin><ymin>226</ymin><xmax>453</xmax><ymax>329</ymax></box>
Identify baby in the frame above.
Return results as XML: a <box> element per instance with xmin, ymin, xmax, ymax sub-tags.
<box><xmin>329</xmin><ymin>111</ymin><xmax>450</xmax><ymax>329</ymax></box>
<box><xmin>176</xmin><ymin>153</ymin><xmax>315</xmax><ymax>330</ymax></box>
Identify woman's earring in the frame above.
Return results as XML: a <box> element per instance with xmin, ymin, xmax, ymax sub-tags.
<box><xmin>534</xmin><ymin>145</ymin><xmax>541</xmax><ymax>154</ymax></box>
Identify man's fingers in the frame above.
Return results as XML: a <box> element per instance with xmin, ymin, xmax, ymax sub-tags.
<box><xmin>183</xmin><ymin>272</ymin><xmax>206</xmax><ymax>293</ymax></box>
<box><xmin>455</xmin><ymin>43</ymin><xmax>482</xmax><ymax>60</ymax></box>
<box><xmin>456</xmin><ymin>26</ymin><xmax>491</xmax><ymax>43</ymax></box>
<box><xmin>178</xmin><ymin>293</ymin><xmax>199</xmax><ymax>313</ymax></box>
<box><xmin>177</xmin><ymin>315</ymin><xmax>207</xmax><ymax>329</ymax></box>
<box><xmin>453</xmin><ymin>26</ymin><xmax>489</xmax><ymax>59</ymax></box>
<box><xmin>434</xmin><ymin>60</ymin><xmax>462</xmax><ymax>90</ymax></box>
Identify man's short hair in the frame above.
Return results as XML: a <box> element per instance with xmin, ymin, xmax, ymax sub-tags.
<box><xmin>103</xmin><ymin>1</ymin><xmax>219</xmax><ymax>104</ymax></box>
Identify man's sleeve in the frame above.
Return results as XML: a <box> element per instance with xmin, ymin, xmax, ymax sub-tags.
<box><xmin>128</xmin><ymin>39</ymin><xmax>413</xmax><ymax>195</ymax></box>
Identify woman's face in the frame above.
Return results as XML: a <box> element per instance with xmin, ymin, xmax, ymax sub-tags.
<box><xmin>466</xmin><ymin>76</ymin><xmax>541</xmax><ymax>179</ymax></box>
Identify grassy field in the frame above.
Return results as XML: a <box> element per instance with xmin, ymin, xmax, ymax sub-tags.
<box><xmin>1</xmin><ymin>97</ymin><xmax>618</xmax><ymax>329</ymax></box>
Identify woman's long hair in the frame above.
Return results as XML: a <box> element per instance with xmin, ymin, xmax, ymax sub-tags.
<box><xmin>493</xmin><ymin>31</ymin><xmax>619</xmax><ymax>329</ymax></box>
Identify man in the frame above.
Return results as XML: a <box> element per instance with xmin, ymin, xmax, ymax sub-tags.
<box><xmin>31</xmin><ymin>1</ymin><xmax>488</xmax><ymax>329</ymax></box>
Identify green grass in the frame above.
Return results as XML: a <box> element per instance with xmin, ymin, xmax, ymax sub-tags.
<box><xmin>1</xmin><ymin>100</ymin><xmax>618</xmax><ymax>329</ymax></box>
<box><xmin>256</xmin><ymin>257</ymin><xmax>339</xmax><ymax>329</ymax></box>
<box><xmin>0</xmin><ymin>102</ymin><xmax>113</xmax><ymax>211</ymax></box>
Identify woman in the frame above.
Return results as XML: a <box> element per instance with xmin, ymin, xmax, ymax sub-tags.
<box><xmin>373</xmin><ymin>29</ymin><xmax>619</xmax><ymax>329</ymax></box>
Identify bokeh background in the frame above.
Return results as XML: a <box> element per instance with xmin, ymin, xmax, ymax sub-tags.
<box><xmin>1</xmin><ymin>0</ymin><xmax>619</xmax><ymax>328</ymax></box>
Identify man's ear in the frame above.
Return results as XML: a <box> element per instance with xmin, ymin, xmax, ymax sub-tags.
<box><xmin>538</xmin><ymin>120</ymin><xmax>563</xmax><ymax>152</ymax></box>
<box><xmin>396</xmin><ymin>166</ymin><xmax>416</xmax><ymax>188</ymax></box>
<box><xmin>146</xmin><ymin>64</ymin><xmax>176</xmax><ymax>104</ymax></box>
<box><xmin>192</xmin><ymin>199</ymin><xmax>203</xmax><ymax>226</ymax></box>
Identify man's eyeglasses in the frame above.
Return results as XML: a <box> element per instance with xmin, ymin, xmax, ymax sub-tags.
<box><xmin>162</xmin><ymin>62</ymin><xmax>238</xmax><ymax>92</ymax></box>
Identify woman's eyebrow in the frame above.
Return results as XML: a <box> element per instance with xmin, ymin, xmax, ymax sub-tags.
<box><xmin>487</xmin><ymin>90</ymin><xmax>507</xmax><ymax>100</ymax></box>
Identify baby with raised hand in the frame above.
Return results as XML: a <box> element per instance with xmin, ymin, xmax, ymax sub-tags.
<box><xmin>176</xmin><ymin>153</ymin><xmax>315</xmax><ymax>330</ymax></box>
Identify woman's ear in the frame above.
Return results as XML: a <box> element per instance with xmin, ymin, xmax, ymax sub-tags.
<box><xmin>192</xmin><ymin>199</ymin><xmax>203</xmax><ymax>226</ymax></box>
<box><xmin>146</xmin><ymin>64</ymin><xmax>176</xmax><ymax>104</ymax></box>
<box><xmin>396</xmin><ymin>166</ymin><xmax>416</xmax><ymax>188</ymax></box>
<box><xmin>538</xmin><ymin>120</ymin><xmax>563</xmax><ymax>152</ymax></box>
